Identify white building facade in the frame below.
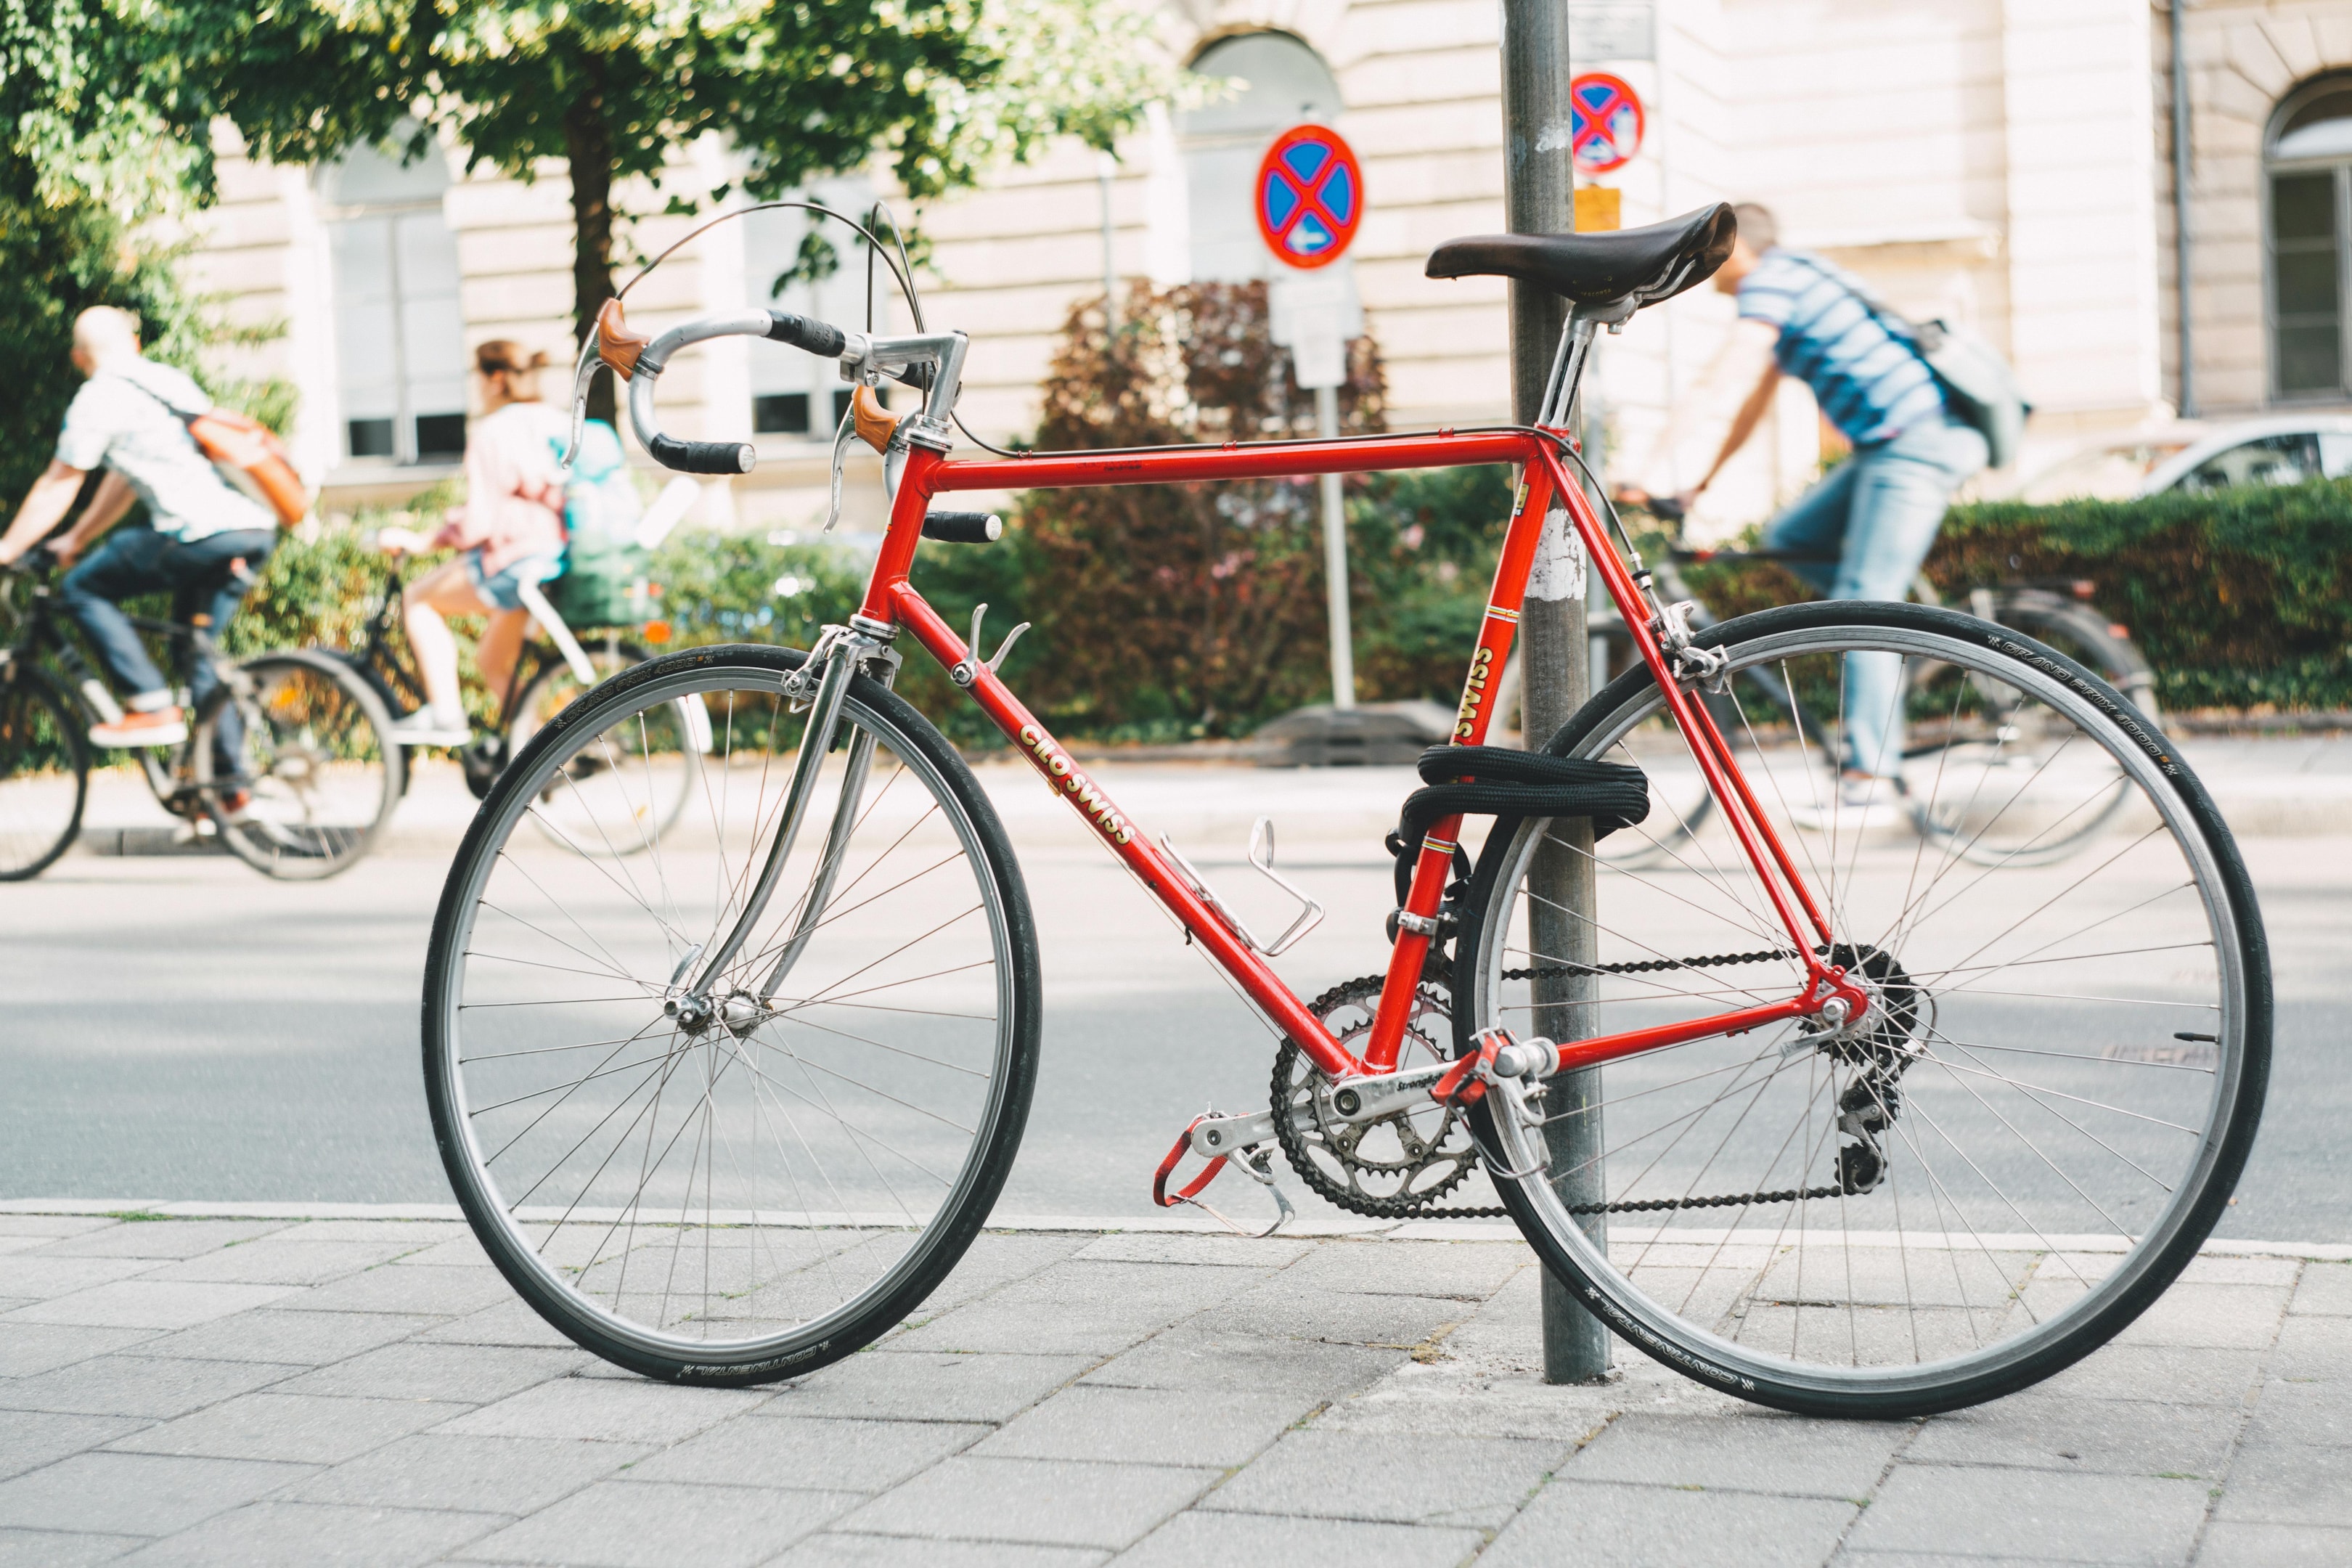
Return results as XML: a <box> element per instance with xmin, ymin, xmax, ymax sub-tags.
<box><xmin>189</xmin><ymin>0</ymin><xmax>2352</xmax><ymax>534</ymax></box>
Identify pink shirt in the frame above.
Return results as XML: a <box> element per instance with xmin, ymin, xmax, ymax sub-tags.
<box><xmin>433</xmin><ymin>401</ymin><xmax>569</xmax><ymax>574</ymax></box>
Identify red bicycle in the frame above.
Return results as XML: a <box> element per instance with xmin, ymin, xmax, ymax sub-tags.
<box><xmin>422</xmin><ymin>203</ymin><xmax>2269</xmax><ymax>1417</ymax></box>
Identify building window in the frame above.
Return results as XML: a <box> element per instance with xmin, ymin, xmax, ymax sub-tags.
<box><xmin>1179</xmin><ymin>32</ymin><xmax>1343</xmax><ymax>283</ymax></box>
<box><xmin>737</xmin><ymin>177</ymin><xmax>886</xmax><ymax>439</ymax></box>
<box><xmin>2268</xmin><ymin>77</ymin><xmax>2352</xmax><ymax>401</ymax></box>
<box><xmin>320</xmin><ymin>135</ymin><xmax>468</xmax><ymax>462</ymax></box>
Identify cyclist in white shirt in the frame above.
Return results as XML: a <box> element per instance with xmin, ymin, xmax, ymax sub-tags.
<box><xmin>0</xmin><ymin>307</ymin><xmax>278</xmax><ymax>750</ymax></box>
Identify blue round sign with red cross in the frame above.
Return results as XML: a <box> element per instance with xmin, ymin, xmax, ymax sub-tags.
<box><xmin>1256</xmin><ymin>125</ymin><xmax>1363</xmax><ymax>270</ymax></box>
<box><xmin>1570</xmin><ymin>72</ymin><xmax>1645</xmax><ymax>175</ymax></box>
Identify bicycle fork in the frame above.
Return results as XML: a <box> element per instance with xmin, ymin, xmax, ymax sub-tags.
<box><xmin>669</xmin><ymin>626</ymin><xmax>886</xmax><ymax>1026</ymax></box>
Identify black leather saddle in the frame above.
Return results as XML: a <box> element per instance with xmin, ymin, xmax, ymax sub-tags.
<box><xmin>1426</xmin><ymin>203</ymin><xmax>1736</xmax><ymax>309</ymax></box>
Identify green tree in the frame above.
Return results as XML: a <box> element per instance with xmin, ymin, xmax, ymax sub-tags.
<box><xmin>133</xmin><ymin>0</ymin><xmax>1185</xmax><ymax>417</ymax></box>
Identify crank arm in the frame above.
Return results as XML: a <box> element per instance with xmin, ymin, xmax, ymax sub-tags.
<box><xmin>1188</xmin><ymin>1062</ymin><xmax>1455</xmax><ymax>1161</ymax></box>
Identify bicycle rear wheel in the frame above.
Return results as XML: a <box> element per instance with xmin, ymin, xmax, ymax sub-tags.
<box><xmin>0</xmin><ymin>662</ymin><xmax>89</xmax><ymax>881</ymax></box>
<box><xmin>507</xmin><ymin>639</ymin><xmax>702</xmax><ymax>855</ymax></box>
<box><xmin>199</xmin><ymin>648</ymin><xmax>402</xmax><ymax>880</ymax></box>
<box><xmin>1455</xmin><ymin>601</ymin><xmax>2269</xmax><ymax>1417</ymax></box>
<box><xmin>425</xmin><ymin>644</ymin><xmax>1041</xmax><ymax>1384</ymax></box>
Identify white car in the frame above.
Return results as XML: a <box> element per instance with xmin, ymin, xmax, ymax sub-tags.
<box><xmin>1999</xmin><ymin>415</ymin><xmax>2352</xmax><ymax>503</ymax></box>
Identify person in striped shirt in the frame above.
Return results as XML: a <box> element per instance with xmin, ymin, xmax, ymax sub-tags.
<box><xmin>1620</xmin><ymin>203</ymin><xmax>1990</xmax><ymax>810</ymax></box>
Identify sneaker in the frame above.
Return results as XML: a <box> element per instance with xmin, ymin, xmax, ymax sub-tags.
<box><xmin>1789</xmin><ymin>772</ymin><xmax>1906</xmax><ymax>831</ymax></box>
<box><xmin>389</xmin><ymin>708</ymin><xmax>472</xmax><ymax>747</ymax></box>
<box><xmin>89</xmin><ymin>706</ymin><xmax>187</xmax><ymax>748</ymax></box>
<box><xmin>213</xmin><ymin>788</ymin><xmax>252</xmax><ymax>821</ymax></box>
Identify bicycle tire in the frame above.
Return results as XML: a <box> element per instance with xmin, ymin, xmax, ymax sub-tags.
<box><xmin>198</xmin><ymin>648</ymin><xmax>404</xmax><ymax>881</ymax></box>
<box><xmin>506</xmin><ymin>639</ymin><xmax>698</xmax><ymax>855</ymax></box>
<box><xmin>1453</xmin><ymin>600</ymin><xmax>2270</xmax><ymax>1418</ymax></box>
<box><xmin>0</xmin><ymin>661</ymin><xmax>90</xmax><ymax>881</ymax></box>
<box><xmin>424</xmin><ymin>642</ymin><xmax>1042</xmax><ymax>1385</ymax></box>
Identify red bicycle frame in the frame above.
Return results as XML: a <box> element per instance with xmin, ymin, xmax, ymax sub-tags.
<box><xmin>855</xmin><ymin>426</ymin><xmax>1866</xmax><ymax>1083</ymax></box>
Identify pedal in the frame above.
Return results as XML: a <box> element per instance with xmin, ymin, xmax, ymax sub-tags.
<box><xmin>1152</xmin><ymin>1109</ymin><xmax>1294</xmax><ymax>1236</ymax></box>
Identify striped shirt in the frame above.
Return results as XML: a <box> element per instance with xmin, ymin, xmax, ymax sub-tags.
<box><xmin>1737</xmin><ymin>250</ymin><xmax>1946</xmax><ymax>446</ymax></box>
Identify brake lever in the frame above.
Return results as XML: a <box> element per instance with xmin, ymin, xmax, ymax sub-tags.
<box><xmin>822</xmin><ymin>396</ymin><xmax>859</xmax><ymax>534</ymax></box>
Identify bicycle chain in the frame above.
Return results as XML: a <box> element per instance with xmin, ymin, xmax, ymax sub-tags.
<box><xmin>1277</xmin><ymin>945</ymin><xmax>1847</xmax><ymax>1221</ymax></box>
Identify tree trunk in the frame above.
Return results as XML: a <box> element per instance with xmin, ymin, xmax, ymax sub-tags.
<box><xmin>563</xmin><ymin>63</ymin><xmax>617</xmax><ymax>425</ymax></box>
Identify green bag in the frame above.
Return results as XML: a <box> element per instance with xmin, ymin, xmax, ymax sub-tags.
<box><xmin>545</xmin><ymin>420</ymin><xmax>648</xmax><ymax>628</ymax></box>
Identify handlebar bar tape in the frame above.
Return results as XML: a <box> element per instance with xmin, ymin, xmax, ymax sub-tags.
<box><xmin>920</xmin><ymin>510</ymin><xmax>1003</xmax><ymax>544</ymax></box>
<box><xmin>766</xmin><ymin>311</ymin><xmax>847</xmax><ymax>359</ymax></box>
<box><xmin>648</xmin><ymin>434</ymin><xmax>756</xmax><ymax>475</ymax></box>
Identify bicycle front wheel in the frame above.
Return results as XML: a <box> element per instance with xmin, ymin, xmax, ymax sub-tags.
<box><xmin>1455</xmin><ymin>600</ymin><xmax>2269</xmax><ymax>1418</ymax></box>
<box><xmin>507</xmin><ymin>638</ymin><xmax>701</xmax><ymax>855</ymax></box>
<box><xmin>0</xmin><ymin>661</ymin><xmax>89</xmax><ymax>881</ymax></box>
<box><xmin>425</xmin><ymin>644</ymin><xmax>1041</xmax><ymax>1384</ymax></box>
<box><xmin>199</xmin><ymin>649</ymin><xmax>402</xmax><ymax>881</ymax></box>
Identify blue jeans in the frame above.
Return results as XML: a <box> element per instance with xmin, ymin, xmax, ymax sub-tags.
<box><xmin>1763</xmin><ymin>415</ymin><xmax>1989</xmax><ymax>777</ymax></box>
<box><xmin>60</xmin><ymin>526</ymin><xmax>278</xmax><ymax>769</ymax></box>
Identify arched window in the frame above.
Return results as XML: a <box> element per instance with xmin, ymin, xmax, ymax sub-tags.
<box><xmin>2268</xmin><ymin>76</ymin><xmax>2352</xmax><ymax>401</ymax></box>
<box><xmin>319</xmin><ymin>134</ymin><xmax>467</xmax><ymax>463</ymax></box>
<box><xmin>1180</xmin><ymin>32</ymin><xmax>1342</xmax><ymax>282</ymax></box>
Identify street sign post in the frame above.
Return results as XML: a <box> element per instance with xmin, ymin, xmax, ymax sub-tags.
<box><xmin>1257</xmin><ymin>124</ymin><xmax>1365</xmax><ymax>711</ymax></box>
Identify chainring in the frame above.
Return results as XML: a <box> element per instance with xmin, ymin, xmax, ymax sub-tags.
<box><xmin>1271</xmin><ymin>974</ymin><xmax>1503</xmax><ymax>1220</ymax></box>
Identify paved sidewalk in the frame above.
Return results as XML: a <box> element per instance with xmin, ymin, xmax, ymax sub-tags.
<box><xmin>1</xmin><ymin>1208</ymin><xmax>2348</xmax><ymax>1566</ymax></box>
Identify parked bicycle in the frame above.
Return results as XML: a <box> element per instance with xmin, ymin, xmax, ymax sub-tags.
<box><xmin>336</xmin><ymin>547</ymin><xmax>709</xmax><ymax>854</ymax></box>
<box><xmin>423</xmin><ymin>201</ymin><xmax>2268</xmax><ymax>1419</ymax></box>
<box><xmin>0</xmin><ymin>547</ymin><xmax>399</xmax><ymax>879</ymax></box>
<box><xmin>1573</xmin><ymin>536</ymin><xmax>2161</xmax><ymax>868</ymax></box>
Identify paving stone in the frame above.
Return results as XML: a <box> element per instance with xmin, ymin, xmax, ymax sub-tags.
<box><xmin>0</xmin><ymin>1451</ymin><xmax>314</xmax><ymax>1535</ymax></box>
<box><xmin>381</xmin><ymin>1236</ymin><xmax>492</xmax><ymax>1268</ymax></box>
<box><xmin>6</xmin><ymin>1280</ymin><xmax>298</xmax><ymax>1331</ymax></box>
<box><xmin>110</xmin><ymin>1500</ymin><xmax>504</xmax><ymax>1567</ymax></box>
<box><xmin>273</xmin><ymin>1265</ymin><xmax>515</xmax><ymax>1318</ymax></box>
<box><xmin>1847</xmin><ymin>1464</ymin><xmax>2208</xmax><ymax>1563</ymax></box>
<box><xmin>0</xmin><ymin>1215</ymin><xmax>121</xmax><ymax>1238</ymax></box>
<box><xmin>2287</xmin><ymin>1262</ymin><xmax>2352</xmax><ymax>1317</ymax></box>
<box><xmin>626</xmin><ymin>1415</ymin><xmax>983</xmax><ymax>1491</ymax></box>
<box><xmin>0</xmin><ymin>1238</ymin><xmax>47</xmax><ymax>1257</ymax></box>
<box><xmin>2213</xmin><ymin>1434</ymin><xmax>2352</xmax><ymax>1527</ymax></box>
<box><xmin>2242</xmin><ymin>1379</ymin><xmax>2352</xmax><ymax>1448</ymax></box>
<box><xmin>0</xmin><ymin>1323</ymin><xmax>157</xmax><ymax>1378</ymax></box>
<box><xmin>1481</xmin><ymin>1480</ymin><xmax>1856</xmax><ymax>1567</ymax></box>
<box><xmin>1205</xmin><ymin>1428</ymin><xmax>1563</xmax><ymax>1529</ymax></box>
<box><xmin>2039</xmin><ymin>1344</ymin><xmax>2267</xmax><ymax>1405</ymax></box>
<box><xmin>2111</xmin><ymin>1283</ymin><xmax>2292</xmax><ymax>1349</ymax></box>
<box><xmin>1905</xmin><ymin>1393</ymin><xmax>2242</xmax><ymax>1478</ymax></box>
<box><xmin>0</xmin><ymin>1527</ymin><xmax>144</xmax><ymax>1565</ymax></box>
<box><xmin>974</xmin><ymin>1385</ymin><xmax>1312</xmax><ymax>1468</ymax></box>
<box><xmin>25</xmin><ymin>1222</ymin><xmax>290</xmax><ymax>1259</ymax></box>
<box><xmin>1274</xmin><ymin>1240</ymin><xmax>1530</xmax><ymax>1301</ymax></box>
<box><xmin>1185</xmin><ymin>1280</ymin><xmax>1468</xmax><ymax>1349</ymax></box>
<box><xmin>772</xmin><ymin>1352</ymin><xmax>1090</xmax><ymax>1424</ymax></box>
<box><xmin>2177</xmin><ymin>1255</ymin><xmax>2303</xmax><ymax>1286</ymax></box>
<box><xmin>2194</xmin><ymin>1521</ymin><xmax>2352</xmax><ymax>1566</ymax></box>
<box><xmin>457</xmin><ymin>1479</ymin><xmax>860</xmax><ymax>1567</ymax></box>
<box><xmin>1080</xmin><ymin>1326</ymin><xmax>1404</xmax><ymax>1402</ymax></box>
<box><xmin>409</xmin><ymin>1299</ymin><xmax>578</xmax><ymax>1349</ymax></box>
<box><xmin>124</xmin><ymin>1310</ymin><xmax>441</xmax><ymax>1367</ymax></box>
<box><xmin>0</xmin><ymin>1411</ymin><xmax>148</xmax><ymax>1482</ymax></box>
<box><xmin>105</xmin><ymin>1392</ymin><xmax>457</xmax><ymax>1465</ymax></box>
<box><xmin>1311</xmin><ymin>1359</ymin><xmax>1633</xmax><ymax>1441</ymax></box>
<box><xmin>890</xmin><ymin>1261</ymin><xmax>1262</xmax><ymax>1356</ymax></box>
<box><xmin>0</xmin><ymin>1354</ymin><xmax>303</xmax><ymax>1418</ymax></box>
<box><xmin>261</xmin><ymin>1221</ymin><xmax>472</xmax><ymax>1247</ymax></box>
<box><xmin>144</xmin><ymin>1239</ymin><xmax>416</xmax><ymax>1286</ymax></box>
<box><xmin>767</xmin><ymin>1535</ymin><xmax>1107</xmax><ymax>1567</ymax></box>
<box><xmin>1069</xmin><ymin>1233</ymin><xmax>1315</xmax><ymax>1269</ymax></box>
<box><xmin>1116</xmin><ymin>1510</ymin><xmax>1483</xmax><ymax>1568</ymax></box>
<box><xmin>436</xmin><ymin>1375</ymin><xmax>765</xmax><ymax>1445</ymax></box>
<box><xmin>1567</xmin><ymin>1409</ymin><xmax>1908</xmax><ymax>1497</ymax></box>
<box><xmin>274</xmin><ymin>1344</ymin><xmax>584</xmax><ymax>1404</ymax></box>
<box><xmin>908</xmin><ymin>1233</ymin><xmax>1095</xmax><ymax>1320</ymax></box>
<box><xmin>834</xmin><ymin>1456</ymin><xmax>1216</xmax><ymax>1551</ymax></box>
<box><xmin>288</xmin><ymin>1433</ymin><xmax>651</xmax><ymax>1514</ymax></box>
<box><xmin>2268</xmin><ymin>1314</ymin><xmax>2352</xmax><ymax>1383</ymax></box>
<box><xmin>0</xmin><ymin>1256</ymin><xmax>158</xmax><ymax>1298</ymax></box>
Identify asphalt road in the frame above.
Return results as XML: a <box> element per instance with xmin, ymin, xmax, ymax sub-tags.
<box><xmin>4</xmin><ymin>761</ymin><xmax>2348</xmax><ymax>1242</ymax></box>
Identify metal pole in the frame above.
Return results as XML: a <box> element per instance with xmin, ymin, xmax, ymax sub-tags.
<box><xmin>1503</xmin><ymin>0</ymin><xmax>1610</xmax><ymax>1386</ymax></box>
<box><xmin>1317</xmin><ymin>383</ymin><xmax>1356</xmax><ymax>709</ymax></box>
<box><xmin>2168</xmin><ymin>0</ymin><xmax>2196</xmax><ymax>417</ymax></box>
<box><xmin>1099</xmin><ymin>152</ymin><xmax>1119</xmax><ymax>325</ymax></box>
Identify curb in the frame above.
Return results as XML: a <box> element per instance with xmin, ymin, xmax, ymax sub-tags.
<box><xmin>3</xmin><ymin>1198</ymin><xmax>2345</xmax><ymax>1259</ymax></box>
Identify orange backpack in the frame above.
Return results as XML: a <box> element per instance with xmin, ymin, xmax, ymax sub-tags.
<box><xmin>126</xmin><ymin>375</ymin><xmax>311</xmax><ymax>527</ymax></box>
